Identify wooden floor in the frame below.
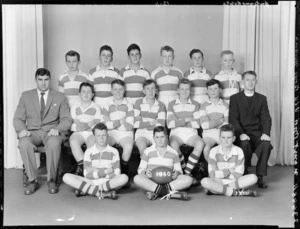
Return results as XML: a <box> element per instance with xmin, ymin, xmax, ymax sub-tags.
<box><xmin>3</xmin><ymin>165</ymin><xmax>294</xmax><ymax>227</ymax></box>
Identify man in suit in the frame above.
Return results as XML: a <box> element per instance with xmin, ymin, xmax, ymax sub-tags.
<box><xmin>13</xmin><ymin>68</ymin><xmax>72</xmax><ymax>195</ymax></box>
<box><xmin>229</xmin><ymin>70</ymin><xmax>273</xmax><ymax>189</ymax></box>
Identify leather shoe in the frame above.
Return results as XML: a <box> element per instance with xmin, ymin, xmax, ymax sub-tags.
<box><xmin>47</xmin><ymin>180</ymin><xmax>59</xmax><ymax>194</ymax></box>
<box><xmin>24</xmin><ymin>180</ymin><xmax>39</xmax><ymax>195</ymax></box>
<box><xmin>257</xmin><ymin>176</ymin><xmax>268</xmax><ymax>189</ymax></box>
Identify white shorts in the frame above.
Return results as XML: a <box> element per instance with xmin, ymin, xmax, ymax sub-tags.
<box><xmin>170</xmin><ymin>128</ymin><xmax>198</xmax><ymax>144</ymax></box>
<box><xmin>90</xmin><ymin>178</ymin><xmax>110</xmax><ymax>186</ymax></box>
<box><xmin>94</xmin><ymin>97</ymin><xmax>113</xmax><ymax>110</ymax></box>
<box><xmin>108</xmin><ymin>129</ymin><xmax>134</xmax><ymax>145</ymax></box>
<box><xmin>135</xmin><ymin>129</ymin><xmax>154</xmax><ymax>145</ymax></box>
<box><xmin>202</xmin><ymin>129</ymin><xmax>220</xmax><ymax>144</ymax></box>
<box><xmin>75</xmin><ymin>131</ymin><xmax>94</xmax><ymax>142</ymax></box>
<box><xmin>158</xmin><ymin>94</ymin><xmax>178</xmax><ymax>110</ymax></box>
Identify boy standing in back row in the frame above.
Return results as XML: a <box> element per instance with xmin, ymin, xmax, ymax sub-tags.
<box><xmin>88</xmin><ymin>45</ymin><xmax>121</xmax><ymax>109</ymax></box>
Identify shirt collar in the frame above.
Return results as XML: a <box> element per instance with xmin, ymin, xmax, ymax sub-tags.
<box><xmin>219</xmin><ymin>68</ymin><xmax>237</xmax><ymax>75</ymax></box>
<box><xmin>142</xmin><ymin>97</ymin><xmax>159</xmax><ymax>106</ymax></box>
<box><xmin>37</xmin><ymin>89</ymin><xmax>49</xmax><ymax>96</ymax></box>
<box><xmin>174</xmin><ymin>98</ymin><xmax>193</xmax><ymax>105</ymax></box>
<box><xmin>125</xmin><ymin>64</ymin><xmax>145</xmax><ymax>70</ymax></box>
<box><xmin>218</xmin><ymin>145</ymin><xmax>238</xmax><ymax>159</ymax></box>
<box><xmin>190</xmin><ymin>66</ymin><xmax>206</xmax><ymax>74</ymax></box>
<box><xmin>92</xmin><ymin>144</ymin><xmax>110</xmax><ymax>155</ymax></box>
<box><xmin>244</xmin><ymin>91</ymin><xmax>255</xmax><ymax>97</ymax></box>
<box><xmin>96</xmin><ymin>64</ymin><xmax>114</xmax><ymax>71</ymax></box>
<box><xmin>63</xmin><ymin>69</ymin><xmax>84</xmax><ymax>75</ymax></box>
<box><xmin>108</xmin><ymin>98</ymin><xmax>128</xmax><ymax>106</ymax></box>
<box><xmin>207</xmin><ymin>98</ymin><xmax>224</xmax><ymax>105</ymax></box>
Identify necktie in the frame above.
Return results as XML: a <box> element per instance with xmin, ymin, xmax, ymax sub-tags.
<box><xmin>40</xmin><ymin>92</ymin><xmax>45</xmax><ymax>120</ymax></box>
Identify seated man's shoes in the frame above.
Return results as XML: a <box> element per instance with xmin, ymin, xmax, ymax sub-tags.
<box><xmin>146</xmin><ymin>191</ymin><xmax>158</xmax><ymax>200</ymax></box>
<box><xmin>237</xmin><ymin>189</ymin><xmax>258</xmax><ymax>197</ymax></box>
<box><xmin>47</xmin><ymin>179</ymin><xmax>59</xmax><ymax>194</ymax></box>
<box><xmin>257</xmin><ymin>176</ymin><xmax>268</xmax><ymax>189</ymax></box>
<box><xmin>98</xmin><ymin>190</ymin><xmax>116</xmax><ymax>200</ymax></box>
<box><xmin>24</xmin><ymin>180</ymin><xmax>39</xmax><ymax>195</ymax></box>
<box><xmin>161</xmin><ymin>190</ymin><xmax>188</xmax><ymax>200</ymax></box>
<box><xmin>75</xmin><ymin>189</ymin><xmax>88</xmax><ymax>197</ymax></box>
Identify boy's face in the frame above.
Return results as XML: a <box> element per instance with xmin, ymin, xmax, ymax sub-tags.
<box><xmin>219</xmin><ymin>131</ymin><xmax>235</xmax><ymax>148</ymax></box>
<box><xmin>221</xmin><ymin>54</ymin><xmax>234</xmax><ymax>70</ymax></box>
<box><xmin>79</xmin><ymin>86</ymin><xmax>93</xmax><ymax>102</ymax></box>
<box><xmin>243</xmin><ymin>73</ymin><xmax>257</xmax><ymax>92</ymax></box>
<box><xmin>111</xmin><ymin>83</ymin><xmax>125</xmax><ymax>100</ymax></box>
<box><xmin>99</xmin><ymin>50</ymin><xmax>113</xmax><ymax>67</ymax></box>
<box><xmin>36</xmin><ymin>75</ymin><xmax>50</xmax><ymax>92</ymax></box>
<box><xmin>143</xmin><ymin>83</ymin><xmax>157</xmax><ymax>99</ymax></box>
<box><xmin>191</xmin><ymin>52</ymin><xmax>203</xmax><ymax>68</ymax></box>
<box><xmin>94</xmin><ymin>129</ymin><xmax>108</xmax><ymax>147</ymax></box>
<box><xmin>154</xmin><ymin>131</ymin><xmax>167</xmax><ymax>148</ymax></box>
<box><xmin>128</xmin><ymin>49</ymin><xmax>141</xmax><ymax>65</ymax></box>
<box><xmin>161</xmin><ymin>50</ymin><xmax>174</xmax><ymax>67</ymax></box>
<box><xmin>207</xmin><ymin>83</ymin><xmax>220</xmax><ymax>99</ymax></box>
<box><xmin>178</xmin><ymin>83</ymin><xmax>191</xmax><ymax>100</ymax></box>
<box><xmin>66</xmin><ymin>55</ymin><xmax>80</xmax><ymax>72</ymax></box>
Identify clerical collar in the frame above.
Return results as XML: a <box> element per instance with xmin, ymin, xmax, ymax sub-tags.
<box><xmin>244</xmin><ymin>91</ymin><xmax>254</xmax><ymax>97</ymax></box>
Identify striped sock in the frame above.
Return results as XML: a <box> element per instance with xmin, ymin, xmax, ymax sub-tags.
<box><xmin>184</xmin><ymin>153</ymin><xmax>200</xmax><ymax>175</ymax></box>
<box><xmin>179</xmin><ymin>155</ymin><xmax>186</xmax><ymax>170</ymax></box>
<box><xmin>77</xmin><ymin>160</ymin><xmax>83</xmax><ymax>165</ymax></box>
<box><xmin>101</xmin><ymin>180</ymin><xmax>112</xmax><ymax>192</ymax></box>
<box><xmin>222</xmin><ymin>186</ymin><xmax>234</xmax><ymax>196</ymax></box>
<box><xmin>78</xmin><ymin>181</ymin><xmax>99</xmax><ymax>196</ymax></box>
<box><xmin>154</xmin><ymin>184</ymin><xmax>162</xmax><ymax>195</ymax></box>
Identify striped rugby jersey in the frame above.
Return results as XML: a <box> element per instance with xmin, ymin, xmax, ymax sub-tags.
<box><xmin>58</xmin><ymin>70</ymin><xmax>89</xmax><ymax>106</ymax></box>
<box><xmin>214</xmin><ymin>69</ymin><xmax>242</xmax><ymax>103</ymax></box>
<box><xmin>184</xmin><ymin>67</ymin><xmax>212</xmax><ymax>97</ymax></box>
<box><xmin>88</xmin><ymin>65</ymin><xmax>121</xmax><ymax>99</ymax></box>
<box><xmin>134</xmin><ymin>97</ymin><xmax>166</xmax><ymax>131</ymax></box>
<box><xmin>120</xmin><ymin>64</ymin><xmax>150</xmax><ymax>99</ymax></box>
<box><xmin>84</xmin><ymin>144</ymin><xmax>121</xmax><ymax>180</ymax></box>
<box><xmin>70</xmin><ymin>101</ymin><xmax>102</xmax><ymax>132</ymax></box>
<box><xmin>102</xmin><ymin>98</ymin><xmax>134</xmax><ymax>131</ymax></box>
<box><xmin>208</xmin><ymin>145</ymin><xmax>245</xmax><ymax>180</ymax></box>
<box><xmin>167</xmin><ymin>98</ymin><xmax>201</xmax><ymax>129</ymax></box>
<box><xmin>138</xmin><ymin>144</ymin><xmax>182</xmax><ymax>175</ymax></box>
<box><xmin>199</xmin><ymin>99</ymin><xmax>229</xmax><ymax>130</ymax></box>
<box><xmin>150</xmin><ymin>65</ymin><xmax>183</xmax><ymax>96</ymax></box>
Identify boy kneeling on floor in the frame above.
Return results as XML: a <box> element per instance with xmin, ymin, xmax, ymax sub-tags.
<box><xmin>201</xmin><ymin>124</ymin><xmax>258</xmax><ymax>197</ymax></box>
<box><xmin>63</xmin><ymin>123</ymin><xmax>128</xmax><ymax>199</ymax></box>
<box><xmin>134</xmin><ymin>126</ymin><xmax>193</xmax><ymax>200</ymax></box>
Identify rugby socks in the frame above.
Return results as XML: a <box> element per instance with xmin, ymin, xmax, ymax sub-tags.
<box><xmin>184</xmin><ymin>153</ymin><xmax>200</xmax><ymax>175</ymax></box>
<box><xmin>101</xmin><ymin>180</ymin><xmax>113</xmax><ymax>192</ymax></box>
<box><xmin>77</xmin><ymin>181</ymin><xmax>100</xmax><ymax>196</ymax></box>
<box><xmin>179</xmin><ymin>155</ymin><xmax>186</xmax><ymax>170</ymax></box>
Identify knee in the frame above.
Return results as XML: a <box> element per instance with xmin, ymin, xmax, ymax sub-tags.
<box><xmin>46</xmin><ymin>137</ymin><xmax>62</xmax><ymax>149</ymax></box>
<box><xmin>62</xmin><ymin>173</ymin><xmax>71</xmax><ymax>184</ymax></box>
<box><xmin>18</xmin><ymin>137</ymin><xmax>32</xmax><ymax>149</ymax></box>
<box><xmin>260</xmin><ymin>141</ymin><xmax>272</xmax><ymax>150</ymax></box>
<box><xmin>200</xmin><ymin>177</ymin><xmax>211</xmax><ymax>189</ymax></box>
<box><xmin>133</xmin><ymin>174</ymin><xmax>142</xmax><ymax>185</ymax></box>
<box><xmin>170</xmin><ymin>140</ymin><xmax>180</xmax><ymax>149</ymax></box>
<box><xmin>120</xmin><ymin>174</ymin><xmax>129</xmax><ymax>184</ymax></box>
<box><xmin>239</xmin><ymin>140</ymin><xmax>251</xmax><ymax>148</ymax></box>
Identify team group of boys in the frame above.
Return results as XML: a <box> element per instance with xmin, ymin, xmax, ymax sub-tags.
<box><xmin>15</xmin><ymin>43</ymin><xmax>273</xmax><ymax>200</ymax></box>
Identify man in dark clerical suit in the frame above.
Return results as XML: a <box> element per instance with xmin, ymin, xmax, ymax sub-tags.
<box><xmin>229</xmin><ymin>70</ymin><xmax>273</xmax><ymax>189</ymax></box>
<box><xmin>13</xmin><ymin>68</ymin><xmax>72</xmax><ymax>195</ymax></box>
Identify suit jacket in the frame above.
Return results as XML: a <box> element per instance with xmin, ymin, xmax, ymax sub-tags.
<box><xmin>229</xmin><ymin>91</ymin><xmax>272</xmax><ymax>137</ymax></box>
<box><xmin>13</xmin><ymin>88</ymin><xmax>72</xmax><ymax>134</ymax></box>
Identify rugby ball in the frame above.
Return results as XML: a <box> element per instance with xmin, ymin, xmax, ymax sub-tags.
<box><xmin>150</xmin><ymin>166</ymin><xmax>173</xmax><ymax>184</ymax></box>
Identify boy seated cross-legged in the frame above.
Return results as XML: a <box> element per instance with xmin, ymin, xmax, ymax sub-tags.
<box><xmin>102</xmin><ymin>79</ymin><xmax>134</xmax><ymax>188</ymax></box>
<box><xmin>63</xmin><ymin>123</ymin><xmax>129</xmax><ymax>199</ymax></box>
<box><xmin>134</xmin><ymin>126</ymin><xmax>193</xmax><ymax>200</ymax></box>
<box><xmin>201</xmin><ymin>124</ymin><xmax>258</xmax><ymax>197</ymax></box>
<box><xmin>167</xmin><ymin>79</ymin><xmax>205</xmax><ymax>180</ymax></box>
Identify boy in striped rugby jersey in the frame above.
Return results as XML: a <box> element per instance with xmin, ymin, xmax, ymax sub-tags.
<box><xmin>184</xmin><ymin>49</ymin><xmax>212</xmax><ymax>105</ymax></box>
<box><xmin>151</xmin><ymin>45</ymin><xmax>184</xmax><ymax>109</ymax></box>
<box><xmin>134</xmin><ymin>79</ymin><xmax>166</xmax><ymax>157</ymax></box>
<box><xmin>63</xmin><ymin>123</ymin><xmax>129</xmax><ymax>199</ymax></box>
<box><xmin>120</xmin><ymin>43</ymin><xmax>151</xmax><ymax>106</ymax></box>
<box><xmin>214</xmin><ymin>50</ymin><xmax>243</xmax><ymax>104</ymax></box>
<box><xmin>201</xmin><ymin>124</ymin><xmax>258</xmax><ymax>197</ymax></box>
<box><xmin>58</xmin><ymin>50</ymin><xmax>89</xmax><ymax>108</ymax></box>
<box><xmin>102</xmin><ymin>79</ymin><xmax>134</xmax><ymax>185</ymax></box>
<box><xmin>167</xmin><ymin>79</ymin><xmax>204</xmax><ymax>178</ymax></box>
<box><xmin>88</xmin><ymin>45</ymin><xmax>121</xmax><ymax>109</ymax></box>
<box><xmin>69</xmin><ymin>82</ymin><xmax>102</xmax><ymax>177</ymax></box>
<box><xmin>134</xmin><ymin>126</ymin><xmax>193</xmax><ymax>200</ymax></box>
<box><xmin>199</xmin><ymin>79</ymin><xmax>229</xmax><ymax>162</ymax></box>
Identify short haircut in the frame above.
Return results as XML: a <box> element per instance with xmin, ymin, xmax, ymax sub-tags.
<box><xmin>242</xmin><ymin>70</ymin><xmax>257</xmax><ymax>80</ymax></box>
<box><xmin>79</xmin><ymin>82</ymin><xmax>95</xmax><ymax>94</ymax></box>
<box><xmin>127</xmin><ymin>43</ymin><xmax>141</xmax><ymax>55</ymax></box>
<box><xmin>153</xmin><ymin>126</ymin><xmax>167</xmax><ymax>136</ymax></box>
<box><xmin>111</xmin><ymin>79</ymin><xmax>125</xmax><ymax>87</ymax></box>
<box><xmin>189</xmin><ymin>49</ymin><xmax>204</xmax><ymax>59</ymax></box>
<box><xmin>65</xmin><ymin>50</ymin><xmax>80</xmax><ymax>61</ymax></box>
<box><xmin>219</xmin><ymin>124</ymin><xmax>235</xmax><ymax>135</ymax></box>
<box><xmin>178</xmin><ymin>78</ymin><xmax>192</xmax><ymax>88</ymax></box>
<box><xmin>206</xmin><ymin>79</ymin><xmax>222</xmax><ymax>89</ymax></box>
<box><xmin>99</xmin><ymin>45</ymin><xmax>113</xmax><ymax>57</ymax></box>
<box><xmin>220</xmin><ymin>50</ymin><xmax>234</xmax><ymax>58</ymax></box>
<box><xmin>92</xmin><ymin>122</ymin><xmax>108</xmax><ymax>135</ymax></box>
<box><xmin>143</xmin><ymin>79</ymin><xmax>157</xmax><ymax>88</ymax></box>
<box><xmin>35</xmin><ymin>68</ymin><xmax>51</xmax><ymax>79</ymax></box>
<box><xmin>160</xmin><ymin>45</ymin><xmax>174</xmax><ymax>55</ymax></box>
